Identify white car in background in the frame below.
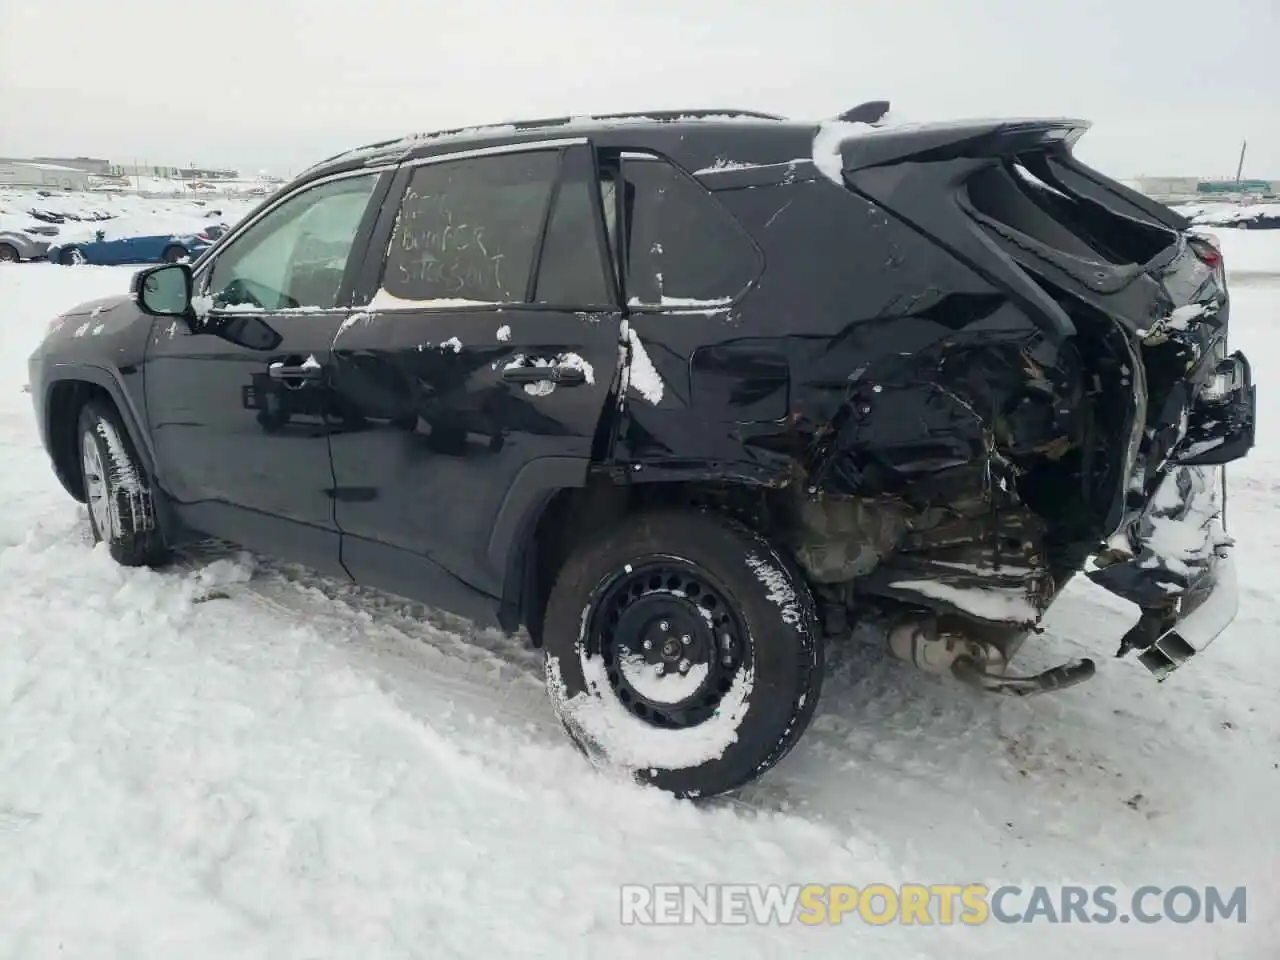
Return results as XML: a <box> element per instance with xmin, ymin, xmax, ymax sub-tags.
<box><xmin>0</xmin><ymin>218</ymin><xmax>61</xmax><ymax>262</ymax></box>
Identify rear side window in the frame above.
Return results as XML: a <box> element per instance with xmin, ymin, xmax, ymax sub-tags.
<box><xmin>620</xmin><ymin>157</ymin><xmax>758</xmax><ymax>306</ymax></box>
<box><xmin>967</xmin><ymin>158</ymin><xmax>1174</xmax><ymax>266</ymax></box>
<box><xmin>383</xmin><ymin>151</ymin><xmax>558</xmax><ymax>302</ymax></box>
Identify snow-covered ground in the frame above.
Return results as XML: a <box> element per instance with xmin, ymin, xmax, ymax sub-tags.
<box><xmin>0</xmin><ymin>239</ymin><xmax>1276</xmax><ymax>958</ymax></box>
<box><xmin>1200</xmin><ymin>226</ymin><xmax>1280</xmax><ymax>278</ymax></box>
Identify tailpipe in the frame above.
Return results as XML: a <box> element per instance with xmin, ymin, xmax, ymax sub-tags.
<box><xmin>886</xmin><ymin>614</ymin><xmax>1095</xmax><ymax>696</ymax></box>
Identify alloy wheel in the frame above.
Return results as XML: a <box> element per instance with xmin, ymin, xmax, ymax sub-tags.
<box><xmin>81</xmin><ymin>430</ymin><xmax>111</xmax><ymax>537</ymax></box>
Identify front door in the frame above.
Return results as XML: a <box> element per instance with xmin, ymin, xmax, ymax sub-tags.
<box><xmin>325</xmin><ymin>143</ymin><xmax>623</xmax><ymax>617</ymax></box>
<box><xmin>144</xmin><ymin>170</ymin><xmax>389</xmax><ymax>576</ymax></box>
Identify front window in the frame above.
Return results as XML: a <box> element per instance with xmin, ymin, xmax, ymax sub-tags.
<box><xmin>205</xmin><ymin>173</ymin><xmax>377</xmax><ymax>311</ymax></box>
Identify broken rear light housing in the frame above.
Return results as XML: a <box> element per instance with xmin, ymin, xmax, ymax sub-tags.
<box><xmin>1188</xmin><ymin>232</ymin><xmax>1223</xmax><ymax>269</ymax></box>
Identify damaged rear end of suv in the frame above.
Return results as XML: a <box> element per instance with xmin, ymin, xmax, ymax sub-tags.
<box><xmin>539</xmin><ymin>107</ymin><xmax>1256</xmax><ymax>798</ymax></box>
<box><xmin>537</xmin><ymin>107</ymin><xmax>1258</xmax><ymax>798</ymax></box>
<box><xmin>783</xmin><ymin>111</ymin><xmax>1256</xmax><ymax>692</ymax></box>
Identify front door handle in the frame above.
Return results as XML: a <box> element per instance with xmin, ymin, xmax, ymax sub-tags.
<box><xmin>502</xmin><ymin>364</ymin><xmax>586</xmax><ymax>387</ymax></box>
<box><xmin>268</xmin><ymin>357</ymin><xmax>323</xmax><ymax>383</ymax></box>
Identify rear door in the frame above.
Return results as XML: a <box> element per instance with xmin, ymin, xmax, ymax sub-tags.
<box><xmin>326</xmin><ymin>141</ymin><xmax>622</xmax><ymax>611</ymax></box>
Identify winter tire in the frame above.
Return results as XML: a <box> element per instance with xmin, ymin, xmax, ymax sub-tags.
<box><xmin>59</xmin><ymin>247</ymin><xmax>85</xmax><ymax>266</ymax></box>
<box><xmin>77</xmin><ymin>400</ymin><xmax>167</xmax><ymax>566</ymax></box>
<box><xmin>541</xmin><ymin>508</ymin><xmax>823</xmax><ymax>798</ymax></box>
<box><xmin>161</xmin><ymin>245</ymin><xmax>187</xmax><ymax>263</ymax></box>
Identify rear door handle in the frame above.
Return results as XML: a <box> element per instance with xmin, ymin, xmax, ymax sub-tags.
<box><xmin>268</xmin><ymin>358</ymin><xmax>324</xmax><ymax>383</ymax></box>
<box><xmin>502</xmin><ymin>364</ymin><xmax>586</xmax><ymax>387</ymax></box>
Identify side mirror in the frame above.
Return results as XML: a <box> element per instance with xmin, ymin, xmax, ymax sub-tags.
<box><xmin>133</xmin><ymin>263</ymin><xmax>192</xmax><ymax>317</ymax></box>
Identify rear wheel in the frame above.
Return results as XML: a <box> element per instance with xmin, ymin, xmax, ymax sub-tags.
<box><xmin>541</xmin><ymin>508</ymin><xmax>823</xmax><ymax>798</ymax></box>
<box><xmin>77</xmin><ymin>400</ymin><xmax>167</xmax><ymax>566</ymax></box>
<box><xmin>0</xmin><ymin>243</ymin><xmax>18</xmax><ymax>263</ymax></box>
<box><xmin>161</xmin><ymin>244</ymin><xmax>187</xmax><ymax>263</ymax></box>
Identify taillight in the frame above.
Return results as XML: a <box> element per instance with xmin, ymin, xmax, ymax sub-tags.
<box><xmin>195</xmin><ymin>233</ymin><xmax>212</xmax><ymax>244</ymax></box>
<box><xmin>1189</xmin><ymin>232</ymin><xmax>1223</xmax><ymax>269</ymax></box>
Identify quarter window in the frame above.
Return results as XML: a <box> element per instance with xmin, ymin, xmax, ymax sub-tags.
<box><xmin>621</xmin><ymin>158</ymin><xmax>758</xmax><ymax>307</ymax></box>
<box><xmin>206</xmin><ymin>174</ymin><xmax>377</xmax><ymax>311</ymax></box>
<box><xmin>383</xmin><ymin>152</ymin><xmax>558</xmax><ymax>303</ymax></box>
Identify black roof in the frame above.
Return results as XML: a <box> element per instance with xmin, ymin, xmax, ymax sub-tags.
<box><xmin>300</xmin><ymin>109</ymin><xmax>820</xmax><ymax>183</ymax></box>
<box><xmin>292</xmin><ymin>105</ymin><xmax>1093</xmax><ymax>192</ymax></box>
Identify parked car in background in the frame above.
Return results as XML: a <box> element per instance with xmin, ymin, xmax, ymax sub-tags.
<box><xmin>1218</xmin><ymin>209</ymin><xmax>1280</xmax><ymax>230</ymax></box>
<box><xmin>1183</xmin><ymin>202</ymin><xmax>1280</xmax><ymax>231</ymax></box>
<box><xmin>0</xmin><ymin>220</ymin><xmax>61</xmax><ymax>261</ymax></box>
<box><xmin>46</xmin><ymin>219</ymin><xmax>225</xmax><ymax>266</ymax></box>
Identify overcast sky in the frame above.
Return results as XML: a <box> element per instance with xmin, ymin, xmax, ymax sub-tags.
<box><xmin>2</xmin><ymin>0</ymin><xmax>1276</xmax><ymax>179</ymax></box>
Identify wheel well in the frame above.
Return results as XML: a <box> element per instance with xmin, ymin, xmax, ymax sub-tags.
<box><xmin>46</xmin><ymin>380</ymin><xmax>113</xmax><ymax>502</ymax></box>
<box><xmin>517</xmin><ymin>476</ymin><xmax>776</xmax><ymax>646</ymax></box>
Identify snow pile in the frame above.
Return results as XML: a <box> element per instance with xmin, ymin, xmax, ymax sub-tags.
<box><xmin>624</xmin><ymin>326</ymin><xmax>664</xmax><ymax>404</ymax></box>
<box><xmin>500</xmin><ymin>352</ymin><xmax>594</xmax><ymax>396</ymax></box>
<box><xmin>887</xmin><ymin>579</ymin><xmax>1042</xmax><ymax>625</ymax></box>
<box><xmin>618</xmin><ymin>652</ymin><xmax>710</xmax><ymax>703</ymax></box>
<box><xmin>810</xmin><ymin>109</ymin><xmax>912</xmax><ymax>185</ymax></box>
<box><xmin>549</xmin><ymin>650</ymin><xmax>755</xmax><ymax>771</ymax></box>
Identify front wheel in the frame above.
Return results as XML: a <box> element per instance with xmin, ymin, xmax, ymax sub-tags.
<box><xmin>77</xmin><ymin>400</ymin><xmax>168</xmax><ymax>566</ymax></box>
<box><xmin>542</xmin><ymin>509</ymin><xmax>823</xmax><ymax>798</ymax></box>
<box><xmin>0</xmin><ymin>243</ymin><xmax>18</xmax><ymax>263</ymax></box>
<box><xmin>59</xmin><ymin>247</ymin><xmax>85</xmax><ymax>266</ymax></box>
<box><xmin>161</xmin><ymin>244</ymin><xmax>187</xmax><ymax>263</ymax></box>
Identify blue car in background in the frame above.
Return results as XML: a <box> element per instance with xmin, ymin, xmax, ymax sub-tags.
<box><xmin>46</xmin><ymin>222</ymin><xmax>227</xmax><ymax>266</ymax></box>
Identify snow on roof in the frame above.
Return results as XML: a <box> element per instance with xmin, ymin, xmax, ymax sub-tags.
<box><xmin>324</xmin><ymin>111</ymin><xmax>790</xmax><ymax>169</ymax></box>
<box><xmin>12</xmin><ymin>161</ymin><xmax>87</xmax><ymax>173</ymax></box>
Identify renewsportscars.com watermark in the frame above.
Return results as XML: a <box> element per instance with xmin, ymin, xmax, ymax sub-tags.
<box><xmin>620</xmin><ymin>884</ymin><xmax>1248</xmax><ymax>926</ymax></box>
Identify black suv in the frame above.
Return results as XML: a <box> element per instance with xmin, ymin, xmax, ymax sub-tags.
<box><xmin>28</xmin><ymin>106</ymin><xmax>1256</xmax><ymax>798</ymax></box>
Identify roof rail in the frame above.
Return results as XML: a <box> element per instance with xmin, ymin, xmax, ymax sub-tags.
<box><xmin>311</xmin><ymin>109</ymin><xmax>789</xmax><ymax>171</ymax></box>
<box><xmin>569</xmin><ymin>108</ymin><xmax>787</xmax><ymax>123</ymax></box>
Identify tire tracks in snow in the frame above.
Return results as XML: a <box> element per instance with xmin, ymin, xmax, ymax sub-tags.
<box><xmin>172</xmin><ymin>541</ymin><xmax>560</xmax><ymax>737</ymax></box>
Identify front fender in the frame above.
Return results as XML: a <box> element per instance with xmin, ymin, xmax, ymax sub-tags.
<box><xmin>40</xmin><ymin>362</ymin><xmax>156</xmax><ymax>498</ymax></box>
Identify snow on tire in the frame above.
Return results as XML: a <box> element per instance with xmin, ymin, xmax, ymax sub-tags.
<box><xmin>541</xmin><ymin>508</ymin><xmax>823</xmax><ymax>798</ymax></box>
<box><xmin>77</xmin><ymin>399</ymin><xmax>167</xmax><ymax>567</ymax></box>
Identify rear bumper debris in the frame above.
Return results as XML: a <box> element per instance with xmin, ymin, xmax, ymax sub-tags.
<box><xmin>1135</xmin><ymin>545</ymin><xmax>1237</xmax><ymax>679</ymax></box>
<box><xmin>1088</xmin><ymin>462</ymin><xmax>1240</xmax><ymax>678</ymax></box>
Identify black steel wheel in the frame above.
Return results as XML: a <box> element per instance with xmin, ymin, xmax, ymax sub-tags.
<box><xmin>541</xmin><ymin>508</ymin><xmax>823</xmax><ymax>798</ymax></box>
<box><xmin>592</xmin><ymin>558</ymin><xmax>749</xmax><ymax>730</ymax></box>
